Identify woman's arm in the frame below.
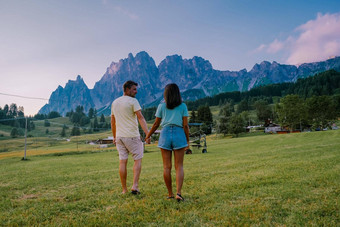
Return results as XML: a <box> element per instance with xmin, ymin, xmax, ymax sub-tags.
<box><xmin>145</xmin><ymin>117</ymin><xmax>162</xmax><ymax>143</ymax></box>
<box><xmin>183</xmin><ymin>116</ymin><xmax>190</xmax><ymax>145</ymax></box>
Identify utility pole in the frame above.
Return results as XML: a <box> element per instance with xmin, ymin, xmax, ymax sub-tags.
<box><xmin>24</xmin><ymin>117</ymin><xmax>27</xmax><ymax>160</ymax></box>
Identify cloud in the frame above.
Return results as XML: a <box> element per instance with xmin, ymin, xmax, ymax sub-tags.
<box><xmin>267</xmin><ymin>39</ymin><xmax>284</xmax><ymax>54</ymax></box>
<box><xmin>114</xmin><ymin>6</ymin><xmax>139</xmax><ymax>20</ymax></box>
<box><xmin>255</xmin><ymin>12</ymin><xmax>340</xmax><ymax>65</ymax></box>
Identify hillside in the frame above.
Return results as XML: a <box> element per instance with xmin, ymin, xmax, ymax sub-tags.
<box><xmin>1</xmin><ymin>130</ymin><xmax>339</xmax><ymax>225</ymax></box>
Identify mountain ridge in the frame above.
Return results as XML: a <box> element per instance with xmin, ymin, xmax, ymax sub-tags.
<box><xmin>39</xmin><ymin>52</ymin><xmax>340</xmax><ymax>116</ymax></box>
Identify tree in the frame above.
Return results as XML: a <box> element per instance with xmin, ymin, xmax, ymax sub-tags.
<box><xmin>100</xmin><ymin>114</ymin><xmax>106</xmax><ymax>123</ymax></box>
<box><xmin>80</xmin><ymin>116</ymin><xmax>90</xmax><ymax>126</ymax></box>
<box><xmin>93</xmin><ymin>117</ymin><xmax>99</xmax><ymax>131</ymax></box>
<box><xmin>48</xmin><ymin>111</ymin><xmax>61</xmax><ymax>119</ymax></box>
<box><xmin>218</xmin><ymin>103</ymin><xmax>233</xmax><ymax>135</ymax></box>
<box><xmin>228</xmin><ymin>114</ymin><xmax>245</xmax><ymax>136</ymax></box>
<box><xmin>196</xmin><ymin>105</ymin><xmax>213</xmax><ymax>134</ymax></box>
<box><xmin>44</xmin><ymin>119</ymin><xmax>50</xmax><ymax>127</ymax></box>
<box><xmin>240</xmin><ymin>111</ymin><xmax>252</xmax><ymax>126</ymax></box>
<box><xmin>3</xmin><ymin>104</ymin><xmax>9</xmax><ymax>116</ymax></box>
<box><xmin>88</xmin><ymin>108</ymin><xmax>94</xmax><ymax>119</ymax></box>
<box><xmin>60</xmin><ymin>126</ymin><xmax>66</xmax><ymax>137</ymax></box>
<box><xmin>254</xmin><ymin>100</ymin><xmax>272</xmax><ymax>124</ymax></box>
<box><xmin>189</xmin><ymin>110</ymin><xmax>197</xmax><ymax>123</ymax></box>
<box><xmin>10</xmin><ymin>128</ymin><xmax>19</xmax><ymax>138</ymax></box>
<box><xmin>34</xmin><ymin>113</ymin><xmax>46</xmax><ymax>120</ymax></box>
<box><xmin>9</xmin><ymin>103</ymin><xmax>18</xmax><ymax>117</ymax></box>
<box><xmin>276</xmin><ymin>95</ymin><xmax>306</xmax><ymax>131</ymax></box>
<box><xmin>71</xmin><ymin>125</ymin><xmax>81</xmax><ymax>136</ymax></box>
<box><xmin>306</xmin><ymin>95</ymin><xmax>337</xmax><ymax>130</ymax></box>
<box><xmin>237</xmin><ymin>99</ymin><xmax>249</xmax><ymax>113</ymax></box>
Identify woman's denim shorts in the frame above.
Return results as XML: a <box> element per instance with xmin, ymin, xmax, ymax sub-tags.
<box><xmin>158</xmin><ymin>125</ymin><xmax>188</xmax><ymax>151</ymax></box>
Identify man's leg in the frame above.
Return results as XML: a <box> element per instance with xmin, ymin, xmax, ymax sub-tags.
<box><xmin>119</xmin><ymin>159</ymin><xmax>128</xmax><ymax>194</ymax></box>
<box><xmin>132</xmin><ymin>158</ymin><xmax>142</xmax><ymax>191</ymax></box>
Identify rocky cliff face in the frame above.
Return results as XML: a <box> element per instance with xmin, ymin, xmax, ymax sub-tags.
<box><xmin>40</xmin><ymin>75</ymin><xmax>94</xmax><ymax>116</ymax></box>
<box><xmin>91</xmin><ymin>51</ymin><xmax>160</xmax><ymax>108</ymax></box>
<box><xmin>39</xmin><ymin>53</ymin><xmax>340</xmax><ymax>115</ymax></box>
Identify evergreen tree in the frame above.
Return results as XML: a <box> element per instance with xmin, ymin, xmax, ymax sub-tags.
<box><xmin>196</xmin><ymin>106</ymin><xmax>213</xmax><ymax>134</ymax></box>
<box><xmin>100</xmin><ymin>114</ymin><xmax>106</xmax><ymax>123</ymax></box>
<box><xmin>48</xmin><ymin>111</ymin><xmax>61</xmax><ymax>119</ymax></box>
<box><xmin>3</xmin><ymin>104</ymin><xmax>9</xmax><ymax>116</ymax></box>
<box><xmin>71</xmin><ymin>125</ymin><xmax>81</xmax><ymax>136</ymax></box>
<box><xmin>189</xmin><ymin>110</ymin><xmax>197</xmax><ymax>123</ymax></box>
<box><xmin>60</xmin><ymin>127</ymin><xmax>66</xmax><ymax>137</ymax></box>
<box><xmin>80</xmin><ymin>116</ymin><xmax>90</xmax><ymax>126</ymax></box>
<box><xmin>44</xmin><ymin>119</ymin><xmax>50</xmax><ymax>127</ymax></box>
<box><xmin>88</xmin><ymin>108</ymin><xmax>94</xmax><ymax>119</ymax></box>
<box><xmin>93</xmin><ymin>117</ymin><xmax>99</xmax><ymax>131</ymax></box>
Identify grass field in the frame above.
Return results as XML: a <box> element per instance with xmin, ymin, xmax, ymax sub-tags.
<box><xmin>1</xmin><ymin>130</ymin><xmax>339</xmax><ymax>226</ymax></box>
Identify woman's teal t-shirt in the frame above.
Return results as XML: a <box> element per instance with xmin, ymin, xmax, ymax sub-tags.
<box><xmin>155</xmin><ymin>102</ymin><xmax>189</xmax><ymax>128</ymax></box>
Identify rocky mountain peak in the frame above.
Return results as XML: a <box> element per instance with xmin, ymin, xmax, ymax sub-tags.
<box><xmin>39</xmin><ymin>52</ymin><xmax>340</xmax><ymax>116</ymax></box>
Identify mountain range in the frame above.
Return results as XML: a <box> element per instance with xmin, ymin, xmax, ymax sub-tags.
<box><xmin>39</xmin><ymin>51</ymin><xmax>340</xmax><ymax>116</ymax></box>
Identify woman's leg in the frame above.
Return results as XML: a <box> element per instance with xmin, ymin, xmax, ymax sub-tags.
<box><xmin>174</xmin><ymin>147</ymin><xmax>186</xmax><ymax>197</ymax></box>
<box><xmin>161</xmin><ymin>148</ymin><xmax>173</xmax><ymax>197</ymax></box>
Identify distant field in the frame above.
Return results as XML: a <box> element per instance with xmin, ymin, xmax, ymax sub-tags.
<box><xmin>1</xmin><ymin>130</ymin><xmax>339</xmax><ymax>226</ymax></box>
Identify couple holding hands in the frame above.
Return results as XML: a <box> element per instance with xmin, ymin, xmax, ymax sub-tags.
<box><xmin>111</xmin><ymin>81</ymin><xmax>189</xmax><ymax>202</ymax></box>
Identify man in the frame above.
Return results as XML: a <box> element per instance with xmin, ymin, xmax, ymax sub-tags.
<box><xmin>111</xmin><ymin>80</ymin><xmax>149</xmax><ymax>195</ymax></box>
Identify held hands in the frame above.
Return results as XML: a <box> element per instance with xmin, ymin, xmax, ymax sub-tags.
<box><xmin>113</xmin><ymin>138</ymin><xmax>116</xmax><ymax>145</ymax></box>
<box><xmin>145</xmin><ymin>137</ymin><xmax>151</xmax><ymax>144</ymax></box>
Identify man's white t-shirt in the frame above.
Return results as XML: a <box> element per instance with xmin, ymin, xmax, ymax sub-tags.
<box><xmin>111</xmin><ymin>96</ymin><xmax>141</xmax><ymax>137</ymax></box>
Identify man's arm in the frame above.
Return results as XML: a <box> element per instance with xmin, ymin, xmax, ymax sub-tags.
<box><xmin>111</xmin><ymin>114</ymin><xmax>116</xmax><ymax>144</ymax></box>
<box><xmin>135</xmin><ymin>110</ymin><xmax>149</xmax><ymax>137</ymax></box>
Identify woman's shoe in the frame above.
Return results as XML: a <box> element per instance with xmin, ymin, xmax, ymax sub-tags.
<box><xmin>131</xmin><ymin>189</ymin><xmax>140</xmax><ymax>195</ymax></box>
<box><xmin>176</xmin><ymin>193</ymin><xmax>184</xmax><ymax>202</ymax></box>
<box><xmin>167</xmin><ymin>195</ymin><xmax>174</xmax><ymax>200</ymax></box>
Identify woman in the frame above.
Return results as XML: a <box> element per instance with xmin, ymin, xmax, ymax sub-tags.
<box><xmin>145</xmin><ymin>83</ymin><xmax>189</xmax><ymax>202</ymax></box>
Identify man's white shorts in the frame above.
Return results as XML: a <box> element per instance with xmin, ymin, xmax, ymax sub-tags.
<box><xmin>116</xmin><ymin>137</ymin><xmax>144</xmax><ymax>160</ymax></box>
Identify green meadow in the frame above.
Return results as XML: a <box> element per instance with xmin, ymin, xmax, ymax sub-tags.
<box><xmin>1</xmin><ymin>130</ymin><xmax>339</xmax><ymax>226</ymax></box>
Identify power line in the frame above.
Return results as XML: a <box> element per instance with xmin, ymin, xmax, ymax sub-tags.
<box><xmin>0</xmin><ymin>92</ymin><xmax>49</xmax><ymax>101</ymax></box>
<box><xmin>0</xmin><ymin>91</ymin><xmax>110</xmax><ymax>115</ymax></box>
<box><xmin>0</xmin><ymin>116</ymin><xmax>111</xmax><ymax>130</ymax></box>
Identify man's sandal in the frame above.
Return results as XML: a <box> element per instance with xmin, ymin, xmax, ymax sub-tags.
<box><xmin>176</xmin><ymin>193</ymin><xmax>184</xmax><ymax>202</ymax></box>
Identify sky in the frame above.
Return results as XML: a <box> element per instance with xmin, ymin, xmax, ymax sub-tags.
<box><xmin>1</xmin><ymin>0</ymin><xmax>340</xmax><ymax>116</ymax></box>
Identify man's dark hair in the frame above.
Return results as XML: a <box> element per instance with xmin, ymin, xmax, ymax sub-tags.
<box><xmin>164</xmin><ymin>83</ymin><xmax>182</xmax><ymax>109</ymax></box>
<box><xmin>123</xmin><ymin>80</ymin><xmax>138</xmax><ymax>92</ymax></box>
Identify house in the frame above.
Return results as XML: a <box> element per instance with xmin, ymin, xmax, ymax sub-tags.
<box><xmin>96</xmin><ymin>136</ymin><xmax>114</xmax><ymax>144</ymax></box>
<box><xmin>265</xmin><ymin>123</ymin><xmax>282</xmax><ymax>133</ymax></box>
<box><xmin>246</xmin><ymin>125</ymin><xmax>263</xmax><ymax>133</ymax></box>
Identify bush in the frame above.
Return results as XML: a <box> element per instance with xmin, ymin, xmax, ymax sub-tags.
<box><xmin>10</xmin><ymin>128</ymin><xmax>19</xmax><ymax>138</ymax></box>
<box><xmin>44</xmin><ymin>119</ymin><xmax>50</xmax><ymax>127</ymax></box>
